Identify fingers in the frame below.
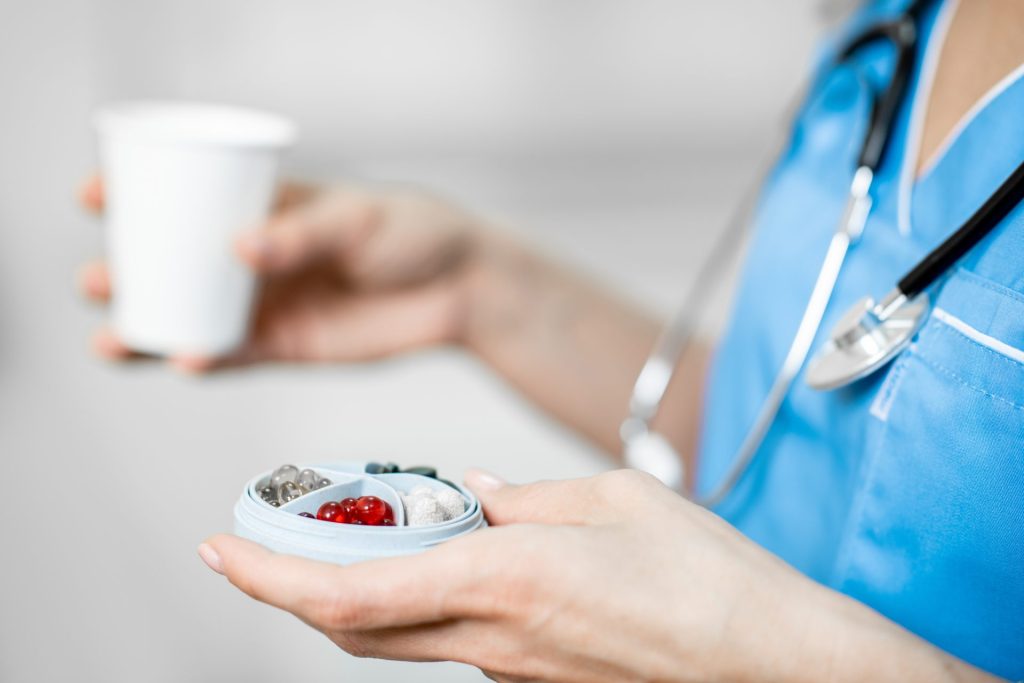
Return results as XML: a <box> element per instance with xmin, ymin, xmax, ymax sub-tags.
<box><xmin>201</xmin><ymin>534</ymin><xmax>491</xmax><ymax>631</ymax></box>
<box><xmin>79</xmin><ymin>174</ymin><xmax>104</xmax><ymax>213</ymax></box>
<box><xmin>164</xmin><ymin>354</ymin><xmax>227</xmax><ymax>374</ymax></box>
<box><xmin>274</xmin><ymin>181</ymin><xmax>319</xmax><ymax>211</ymax></box>
<box><xmin>327</xmin><ymin>620</ymin><xmax>494</xmax><ymax>664</ymax></box>
<box><xmin>90</xmin><ymin>327</ymin><xmax>237</xmax><ymax>373</ymax></box>
<box><xmin>77</xmin><ymin>261</ymin><xmax>111</xmax><ymax>302</ymax></box>
<box><xmin>76</xmin><ymin>260</ymin><xmax>254</xmax><ymax>372</ymax></box>
<box><xmin>464</xmin><ymin>469</ymin><xmax>668</xmax><ymax>527</ymax></box>
<box><xmin>199</xmin><ymin>534</ymin><xmax>552</xmax><ymax>675</ymax></box>
<box><xmin>463</xmin><ymin>470</ymin><xmax>607</xmax><ymax>526</ymax></box>
<box><xmin>236</xmin><ymin>190</ymin><xmax>380</xmax><ymax>275</ymax></box>
<box><xmin>332</xmin><ymin>621</ymin><xmax>553</xmax><ymax>680</ymax></box>
<box><xmin>91</xmin><ymin>327</ymin><xmax>145</xmax><ymax>362</ymax></box>
<box><xmin>78</xmin><ymin>175</ymin><xmax>316</xmax><ymax>217</ymax></box>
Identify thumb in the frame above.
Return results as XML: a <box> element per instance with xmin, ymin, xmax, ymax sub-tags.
<box><xmin>236</xmin><ymin>190</ymin><xmax>380</xmax><ymax>274</ymax></box>
<box><xmin>78</xmin><ymin>173</ymin><xmax>105</xmax><ymax>213</ymax></box>
<box><xmin>463</xmin><ymin>469</ymin><xmax>620</xmax><ymax>526</ymax></box>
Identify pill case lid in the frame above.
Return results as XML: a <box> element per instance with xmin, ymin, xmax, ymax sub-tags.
<box><xmin>233</xmin><ymin>461</ymin><xmax>486</xmax><ymax>565</ymax></box>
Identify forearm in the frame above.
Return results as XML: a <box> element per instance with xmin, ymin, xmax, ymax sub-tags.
<box><xmin>457</xmin><ymin>231</ymin><xmax>709</xmax><ymax>464</ymax></box>
<box><xmin>753</xmin><ymin>574</ymin><xmax>1006</xmax><ymax>683</ymax></box>
<box><xmin>820</xmin><ymin>594</ymin><xmax>1003</xmax><ymax>683</ymax></box>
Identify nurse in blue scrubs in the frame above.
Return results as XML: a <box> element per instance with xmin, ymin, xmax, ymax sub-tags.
<box><xmin>78</xmin><ymin>0</ymin><xmax>1023</xmax><ymax>680</ymax></box>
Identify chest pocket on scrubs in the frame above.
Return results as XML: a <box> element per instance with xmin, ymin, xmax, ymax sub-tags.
<box><xmin>829</xmin><ymin>264</ymin><xmax>1024</xmax><ymax>679</ymax></box>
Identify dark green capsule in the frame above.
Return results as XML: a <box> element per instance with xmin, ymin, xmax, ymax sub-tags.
<box><xmin>403</xmin><ymin>466</ymin><xmax>438</xmax><ymax>478</ymax></box>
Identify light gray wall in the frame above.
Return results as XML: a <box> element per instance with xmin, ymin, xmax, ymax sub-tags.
<box><xmin>0</xmin><ymin>2</ymin><xmax>822</xmax><ymax>681</ymax></box>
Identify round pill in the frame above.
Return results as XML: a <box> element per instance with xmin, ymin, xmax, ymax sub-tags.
<box><xmin>436</xmin><ymin>489</ymin><xmax>466</xmax><ymax>518</ymax></box>
<box><xmin>406</xmin><ymin>495</ymin><xmax>446</xmax><ymax>526</ymax></box>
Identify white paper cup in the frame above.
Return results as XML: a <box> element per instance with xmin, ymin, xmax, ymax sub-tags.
<box><xmin>94</xmin><ymin>101</ymin><xmax>296</xmax><ymax>356</ymax></box>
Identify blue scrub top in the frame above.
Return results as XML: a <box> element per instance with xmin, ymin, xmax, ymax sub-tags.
<box><xmin>696</xmin><ymin>0</ymin><xmax>1024</xmax><ymax>678</ymax></box>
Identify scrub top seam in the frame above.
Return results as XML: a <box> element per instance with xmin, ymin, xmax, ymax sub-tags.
<box><xmin>824</xmin><ymin>354</ymin><xmax>909</xmax><ymax>589</ymax></box>
<box><xmin>911</xmin><ymin>350</ymin><xmax>1024</xmax><ymax>411</ymax></box>
<box><xmin>953</xmin><ymin>267</ymin><xmax>1024</xmax><ymax>305</ymax></box>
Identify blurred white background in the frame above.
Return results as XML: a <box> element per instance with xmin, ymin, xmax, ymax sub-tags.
<box><xmin>0</xmin><ymin>1</ymin><xmax>823</xmax><ymax>681</ymax></box>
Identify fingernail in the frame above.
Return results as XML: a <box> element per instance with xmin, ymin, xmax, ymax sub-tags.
<box><xmin>198</xmin><ymin>543</ymin><xmax>223</xmax><ymax>575</ymax></box>
<box><xmin>465</xmin><ymin>468</ymin><xmax>506</xmax><ymax>492</ymax></box>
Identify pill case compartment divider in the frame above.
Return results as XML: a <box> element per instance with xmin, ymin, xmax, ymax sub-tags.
<box><xmin>234</xmin><ymin>462</ymin><xmax>486</xmax><ymax>565</ymax></box>
<box><xmin>277</xmin><ymin>474</ymin><xmax>407</xmax><ymax>526</ymax></box>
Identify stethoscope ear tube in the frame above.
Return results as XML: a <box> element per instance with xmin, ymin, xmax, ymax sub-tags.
<box><xmin>622</xmin><ymin>0</ymin><xmax>944</xmax><ymax>503</ymax></box>
<box><xmin>841</xmin><ymin>17</ymin><xmax>918</xmax><ymax>171</ymax></box>
<box><xmin>897</xmin><ymin>160</ymin><xmax>1024</xmax><ymax>298</ymax></box>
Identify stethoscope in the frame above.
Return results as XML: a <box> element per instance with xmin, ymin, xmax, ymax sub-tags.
<box><xmin>621</xmin><ymin>0</ymin><xmax>1024</xmax><ymax>506</ymax></box>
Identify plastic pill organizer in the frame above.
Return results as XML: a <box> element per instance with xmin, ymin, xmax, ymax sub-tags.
<box><xmin>234</xmin><ymin>461</ymin><xmax>486</xmax><ymax>565</ymax></box>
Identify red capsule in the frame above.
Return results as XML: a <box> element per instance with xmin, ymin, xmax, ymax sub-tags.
<box><xmin>340</xmin><ymin>497</ymin><xmax>358</xmax><ymax>516</ymax></box>
<box><xmin>316</xmin><ymin>501</ymin><xmax>349</xmax><ymax>523</ymax></box>
<box><xmin>354</xmin><ymin>496</ymin><xmax>394</xmax><ymax>526</ymax></box>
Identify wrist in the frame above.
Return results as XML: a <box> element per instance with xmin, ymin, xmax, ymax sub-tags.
<box><xmin>452</xmin><ymin>229</ymin><xmax>546</xmax><ymax>356</ymax></box>
<box><xmin>689</xmin><ymin>560</ymin><xmax>919</xmax><ymax>683</ymax></box>
<box><xmin>776</xmin><ymin>581</ymin><xmax>994</xmax><ymax>683</ymax></box>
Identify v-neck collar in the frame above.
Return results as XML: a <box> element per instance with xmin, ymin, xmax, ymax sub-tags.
<box><xmin>895</xmin><ymin>0</ymin><xmax>957</xmax><ymax>237</ymax></box>
<box><xmin>896</xmin><ymin>0</ymin><xmax>1024</xmax><ymax>238</ymax></box>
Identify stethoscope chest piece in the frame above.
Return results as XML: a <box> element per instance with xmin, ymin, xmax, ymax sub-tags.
<box><xmin>805</xmin><ymin>292</ymin><xmax>930</xmax><ymax>391</ymax></box>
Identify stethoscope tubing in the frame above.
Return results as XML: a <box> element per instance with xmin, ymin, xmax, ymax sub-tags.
<box><xmin>697</xmin><ymin>194</ymin><xmax>864</xmax><ymax>507</ymax></box>
<box><xmin>623</xmin><ymin>0</ymin><xmax>931</xmax><ymax>504</ymax></box>
<box><xmin>898</xmin><ymin>159</ymin><xmax>1024</xmax><ymax>298</ymax></box>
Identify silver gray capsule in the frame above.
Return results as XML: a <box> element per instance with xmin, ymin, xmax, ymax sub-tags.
<box><xmin>315</xmin><ymin>477</ymin><xmax>332</xmax><ymax>490</ymax></box>
<box><xmin>270</xmin><ymin>464</ymin><xmax>299</xmax><ymax>488</ymax></box>
<box><xmin>297</xmin><ymin>469</ymin><xmax>319</xmax><ymax>492</ymax></box>
<box><xmin>259</xmin><ymin>486</ymin><xmax>277</xmax><ymax>504</ymax></box>
<box><xmin>278</xmin><ymin>480</ymin><xmax>303</xmax><ymax>503</ymax></box>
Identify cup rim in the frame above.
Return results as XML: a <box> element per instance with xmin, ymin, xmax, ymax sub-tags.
<box><xmin>94</xmin><ymin>100</ymin><xmax>297</xmax><ymax>149</ymax></box>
